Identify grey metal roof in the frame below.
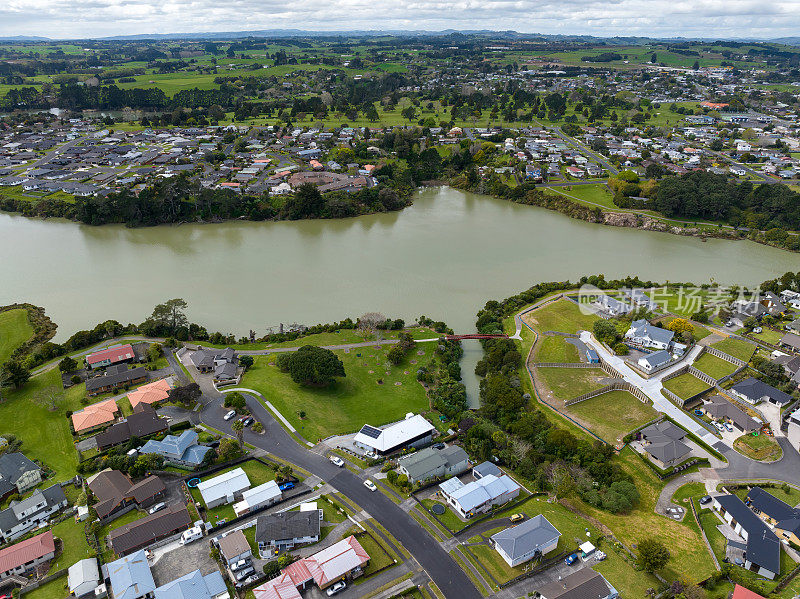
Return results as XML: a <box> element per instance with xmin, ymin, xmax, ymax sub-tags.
<box><xmin>627</xmin><ymin>319</ymin><xmax>674</xmax><ymax>346</ymax></box>
<box><xmin>715</xmin><ymin>494</ymin><xmax>780</xmax><ymax>574</ymax></box>
<box><xmin>537</xmin><ymin>567</ymin><xmax>614</xmax><ymax>599</ymax></box>
<box><xmin>255</xmin><ymin>510</ymin><xmax>321</xmax><ymax>545</ymax></box>
<box><xmin>472</xmin><ymin>461</ymin><xmax>502</xmax><ymax>479</ymax></box>
<box><xmin>732</xmin><ymin>377</ymin><xmax>793</xmax><ymax>406</ymax></box>
<box><xmin>0</xmin><ymin>453</ymin><xmax>39</xmax><ymax>496</ymax></box>
<box><xmin>491</xmin><ymin>515</ymin><xmax>561</xmax><ymax>560</ymax></box>
<box><xmin>0</xmin><ymin>484</ymin><xmax>66</xmax><ymax>533</ymax></box>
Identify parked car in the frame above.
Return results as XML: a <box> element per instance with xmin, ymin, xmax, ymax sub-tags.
<box><xmin>241</xmin><ymin>416</ymin><xmax>254</xmax><ymax>427</ymax></box>
<box><xmin>326</xmin><ymin>581</ymin><xmax>347</xmax><ymax>596</ymax></box>
<box><xmin>726</xmin><ymin>320</ymin><xmax>734</xmax><ymax>327</ymax></box>
<box><xmin>713</xmin><ymin>421</ymin><xmax>726</xmax><ymax>432</ymax></box>
<box><xmin>224</xmin><ymin>410</ymin><xmax>236</xmax><ymax>421</ymax></box>
<box><xmin>724</xmin><ymin>422</ymin><xmax>734</xmax><ymax>433</ymax></box>
<box><xmin>432</xmin><ymin>442</ymin><xmax>445</xmax><ymax>450</ymax></box>
<box><xmin>329</xmin><ymin>455</ymin><xmax>345</xmax><ymax>467</ymax></box>
<box><xmin>700</xmin><ymin>495</ymin><xmax>712</xmax><ymax>505</ymax></box>
<box><xmin>594</xmin><ymin>551</ymin><xmax>607</xmax><ymax>561</ymax></box>
<box><xmin>364</xmin><ymin>479</ymin><xmax>377</xmax><ymax>492</ymax></box>
<box><xmin>235</xmin><ymin>567</ymin><xmax>255</xmax><ymax>582</ymax></box>
<box><xmin>510</xmin><ymin>513</ymin><xmax>525</xmax><ymax>523</ymax></box>
<box><xmin>179</xmin><ymin>526</ymin><xmax>203</xmax><ymax>545</ymax></box>
<box><xmin>278</xmin><ymin>482</ymin><xmax>295</xmax><ymax>491</ymax></box>
<box><xmin>231</xmin><ymin>558</ymin><xmax>251</xmax><ymax>572</ymax></box>
<box><xmin>565</xmin><ymin>554</ymin><xmax>579</xmax><ymax>565</ymax></box>
<box><xmin>148</xmin><ymin>502</ymin><xmax>166</xmax><ymax>515</ymax></box>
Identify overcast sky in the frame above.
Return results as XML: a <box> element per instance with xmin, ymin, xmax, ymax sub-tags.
<box><xmin>2</xmin><ymin>0</ymin><xmax>799</xmax><ymax>40</ymax></box>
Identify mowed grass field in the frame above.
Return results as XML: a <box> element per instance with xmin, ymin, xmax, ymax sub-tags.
<box><xmin>523</xmin><ymin>298</ymin><xmax>599</xmax><ymax>334</ymax></box>
<box><xmin>662</xmin><ymin>373</ymin><xmax>711</xmax><ymax>400</ymax></box>
<box><xmin>692</xmin><ymin>353</ymin><xmax>738</xmax><ymax>380</ymax></box>
<box><xmin>0</xmin><ymin>368</ymin><xmax>84</xmax><ymax>482</ymax></box>
<box><xmin>546</xmin><ymin>184</ymin><xmax>618</xmax><ymax>210</ymax></box>
<box><xmin>710</xmin><ymin>337</ymin><xmax>757</xmax><ymax>361</ymax></box>
<box><xmin>535</xmin><ymin>335</ymin><xmax>580</xmax><ymax>363</ymax></box>
<box><xmin>240</xmin><ymin>342</ymin><xmax>435</xmax><ymax>441</ymax></box>
<box><xmin>568</xmin><ymin>390</ymin><xmax>658</xmax><ymax>442</ymax></box>
<box><xmin>536</xmin><ymin>367</ymin><xmax>609</xmax><ymax>401</ymax></box>
<box><xmin>0</xmin><ymin>308</ymin><xmax>34</xmax><ymax>364</ymax></box>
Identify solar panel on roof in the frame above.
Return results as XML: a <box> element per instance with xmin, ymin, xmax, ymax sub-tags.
<box><xmin>359</xmin><ymin>425</ymin><xmax>382</xmax><ymax>439</ymax></box>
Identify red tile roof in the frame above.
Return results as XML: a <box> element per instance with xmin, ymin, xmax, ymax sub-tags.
<box><xmin>86</xmin><ymin>344</ymin><xmax>135</xmax><ymax>366</ymax></box>
<box><xmin>732</xmin><ymin>585</ymin><xmax>767</xmax><ymax>599</ymax></box>
<box><xmin>0</xmin><ymin>531</ymin><xmax>55</xmax><ymax>574</ymax></box>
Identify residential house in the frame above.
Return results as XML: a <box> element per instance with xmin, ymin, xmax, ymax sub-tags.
<box><xmin>779</xmin><ymin>333</ymin><xmax>800</xmax><ymax>353</ymax></box>
<box><xmin>490</xmin><ymin>515</ymin><xmax>561</xmax><ymax>567</ymax></box>
<box><xmin>152</xmin><ymin>569</ymin><xmax>228</xmax><ymax>599</ymax></box>
<box><xmin>439</xmin><ymin>474</ymin><xmax>521</xmax><ymax>519</ymax></box>
<box><xmin>353</xmin><ymin>414</ymin><xmax>436</xmax><ymax>456</ymax></box>
<box><xmin>255</xmin><ymin>510</ymin><xmax>321</xmax><ymax>553</ymax></box>
<box><xmin>537</xmin><ymin>568</ymin><xmax>618</xmax><ymax>599</ymax></box>
<box><xmin>188</xmin><ymin>347</ymin><xmax>238</xmax><ymax>382</ymax></box>
<box><xmin>233</xmin><ymin>480</ymin><xmax>282</xmax><ymax>517</ymax></box>
<box><xmin>71</xmin><ymin>398</ymin><xmax>120</xmax><ymax>433</ymax></box>
<box><xmin>86</xmin><ymin>344</ymin><xmax>136</xmax><ymax>370</ymax></box>
<box><xmin>625</xmin><ymin>319</ymin><xmax>674</xmax><ymax>350</ymax></box>
<box><xmin>95</xmin><ymin>403</ymin><xmax>168</xmax><ymax>451</ymax></box>
<box><xmin>218</xmin><ymin>530</ymin><xmax>252</xmax><ymax>569</ymax></box>
<box><xmin>639</xmin><ymin>421</ymin><xmax>691</xmax><ymax>469</ymax></box>
<box><xmin>87</xmin><ymin>469</ymin><xmax>166</xmax><ymax>520</ymax></box>
<box><xmin>138</xmin><ymin>430</ymin><xmax>211</xmax><ymax>467</ymax></box>
<box><xmin>712</xmin><ymin>494</ymin><xmax>780</xmax><ymax>579</ymax></box>
<box><xmin>68</xmin><ymin>558</ymin><xmax>102</xmax><ymax>598</ymax></box>
<box><xmin>637</xmin><ymin>350</ymin><xmax>673</xmax><ymax>373</ymax></box>
<box><xmin>593</xmin><ymin>294</ymin><xmax>633</xmax><ymax>317</ymax></box>
<box><xmin>104</xmin><ymin>550</ymin><xmax>156</xmax><ymax>599</ymax></box>
<box><xmin>731</xmin><ymin>378</ymin><xmax>793</xmax><ymax>407</ymax></box>
<box><xmin>396</xmin><ymin>446</ymin><xmax>470</xmax><ymax>484</ymax></box>
<box><xmin>731</xmin><ymin>585</ymin><xmax>767</xmax><ymax>599</ymax></box>
<box><xmin>472</xmin><ymin>461</ymin><xmax>502</xmax><ymax>480</ymax></box>
<box><xmin>197</xmin><ymin>468</ymin><xmax>250</xmax><ymax>509</ymax></box>
<box><xmin>702</xmin><ymin>397</ymin><xmax>760</xmax><ymax>433</ymax></box>
<box><xmin>127</xmin><ymin>378</ymin><xmax>172</xmax><ymax>410</ymax></box>
<box><xmin>0</xmin><ymin>530</ymin><xmax>55</xmax><ymax>581</ymax></box>
<box><xmin>109</xmin><ymin>504</ymin><xmax>192</xmax><ymax>556</ymax></box>
<box><xmin>622</xmin><ymin>289</ymin><xmax>659</xmax><ymax>311</ymax></box>
<box><xmin>85</xmin><ymin>366</ymin><xmax>147</xmax><ymax>397</ymax></box>
<box><xmin>746</xmin><ymin>487</ymin><xmax>800</xmax><ymax>546</ymax></box>
<box><xmin>0</xmin><ymin>452</ymin><xmax>42</xmax><ymax>500</ymax></box>
<box><xmin>0</xmin><ymin>484</ymin><xmax>68</xmax><ymax>543</ymax></box>
<box><xmin>253</xmin><ymin>535</ymin><xmax>369</xmax><ymax>596</ymax></box>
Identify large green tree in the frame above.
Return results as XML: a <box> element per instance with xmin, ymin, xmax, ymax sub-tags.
<box><xmin>277</xmin><ymin>345</ymin><xmax>345</xmax><ymax>387</ymax></box>
<box><xmin>637</xmin><ymin>538</ymin><xmax>670</xmax><ymax>573</ymax></box>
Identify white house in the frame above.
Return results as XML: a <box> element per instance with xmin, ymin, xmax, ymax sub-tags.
<box><xmin>439</xmin><ymin>474</ymin><xmax>520</xmax><ymax>519</ymax></box>
<box><xmin>625</xmin><ymin>319</ymin><xmax>674</xmax><ymax>350</ymax></box>
<box><xmin>233</xmin><ymin>480</ymin><xmax>282</xmax><ymax>517</ymax></box>
<box><xmin>68</xmin><ymin>558</ymin><xmax>102</xmax><ymax>599</ymax></box>
<box><xmin>637</xmin><ymin>350</ymin><xmax>672</xmax><ymax>373</ymax></box>
<box><xmin>197</xmin><ymin>468</ymin><xmax>251</xmax><ymax>509</ymax></box>
<box><xmin>353</xmin><ymin>414</ymin><xmax>436</xmax><ymax>456</ymax></box>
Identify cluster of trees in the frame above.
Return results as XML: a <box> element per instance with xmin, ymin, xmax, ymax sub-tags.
<box><xmin>77</xmin><ymin>449</ymin><xmax>169</xmax><ymax>478</ymax></box>
<box><xmin>276</xmin><ymin>345</ymin><xmax>346</xmax><ymax>387</ymax></box>
<box><xmin>387</xmin><ymin>332</ymin><xmax>415</xmax><ymax>365</ymax></box>
<box><xmin>416</xmin><ymin>335</ymin><xmax>467</xmax><ymax>420</ymax></box>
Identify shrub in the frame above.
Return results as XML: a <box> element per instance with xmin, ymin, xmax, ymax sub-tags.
<box><xmin>613</xmin><ymin>342</ymin><xmax>629</xmax><ymax>355</ymax></box>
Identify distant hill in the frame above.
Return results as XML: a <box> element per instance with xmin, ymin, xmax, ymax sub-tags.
<box><xmin>0</xmin><ymin>35</ymin><xmax>51</xmax><ymax>41</ymax></box>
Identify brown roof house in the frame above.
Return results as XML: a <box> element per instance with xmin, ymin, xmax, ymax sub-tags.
<box><xmin>109</xmin><ymin>503</ymin><xmax>191</xmax><ymax>556</ymax></box>
<box><xmin>95</xmin><ymin>403</ymin><xmax>167</xmax><ymax>450</ymax></box>
<box><xmin>88</xmin><ymin>469</ymin><xmax>166</xmax><ymax>520</ymax></box>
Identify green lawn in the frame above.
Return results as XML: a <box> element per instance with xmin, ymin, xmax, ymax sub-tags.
<box><xmin>711</xmin><ymin>338</ymin><xmax>757</xmax><ymax>362</ymax></box>
<box><xmin>24</xmin><ymin>575</ymin><xmax>70</xmax><ymax>599</ymax></box>
<box><xmin>762</xmin><ymin>485</ymin><xmax>800</xmax><ymax>507</ymax></box>
<box><xmin>662</xmin><ymin>317</ymin><xmax>712</xmax><ymax>341</ymax></box>
<box><xmin>537</xmin><ymin>367</ymin><xmax>609</xmax><ymax>401</ymax></box>
<box><xmin>567</xmin><ymin>390</ymin><xmax>658</xmax><ymax>443</ymax></box>
<box><xmin>662</xmin><ymin>373</ymin><xmax>711</xmax><ymax>400</ymax></box>
<box><xmin>355</xmin><ymin>532</ymin><xmax>396</xmax><ymax>579</ymax></box>
<box><xmin>569</xmin><ymin>447</ymin><xmax>717</xmax><ymax>585</ymax></box>
<box><xmin>240</xmin><ymin>342</ymin><xmax>435</xmax><ymax>441</ymax></box>
<box><xmin>750</xmin><ymin>328</ymin><xmax>784</xmax><ymax>346</ymax></box>
<box><xmin>734</xmin><ymin>433</ymin><xmax>782</xmax><ymax>461</ymax></box>
<box><xmin>545</xmin><ymin>184</ymin><xmax>618</xmax><ymax>209</ymax></box>
<box><xmin>50</xmin><ymin>517</ymin><xmax>92</xmax><ymax>572</ymax></box>
<box><xmin>523</xmin><ymin>299</ymin><xmax>599</xmax><ymax>334</ymax></box>
<box><xmin>535</xmin><ymin>335</ymin><xmax>580</xmax><ymax>363</ymax></box>
<box><xmin>692</xmin><ymin>353</ymin><xmax>738</xmax><ymax>380</ymax></box>
<box><xmin>0</xmin><ymin>368</ymin><xmax>84</xmax><ymax>482</ymax></box>
<box><xmin>421</xmin><ymin>499</ymin><xmax>465</xmax><ymax>532</ymax></box>
<box><xmin>0</xmin><ymin>308</ymin><xmax>34</xmax><ymax>364</ymax></box>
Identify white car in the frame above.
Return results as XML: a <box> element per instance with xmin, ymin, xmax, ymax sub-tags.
<box><xmin>753</xmin><ymin>327</ymin><xmax>763</xmax><ymax>334</ymax></box>
<box><xmin>714</xmin><ymin>421</ymin><xmax>726</xmax><ymax>433</ymax></box>
<box><xmin>329</xmin><ymin>455</ymin><xmax>345</xmax><ymax>467</ymax></box>
<box><xmin>326</xmin><ymin>581</ymin><xmax>346</xmax><ymax>596</ymax></box>
<box><xmin>364</xmin><ymin>479</ymin><xmax>377</xmax><ymax>492</ymax></box>
<box><xmin>724</xmin><ymin>422</ymin><xmax>734</xmax><ymax>433</ymax></box>
<box><xmin>224</xmin><ymin>410</ymin><xmax>236</xmax><ymax>421</ymax></box>
<box><xmin>148</xmin><ymin>502</ymin><xmax>166</xmax><ymax>515</ymax></box>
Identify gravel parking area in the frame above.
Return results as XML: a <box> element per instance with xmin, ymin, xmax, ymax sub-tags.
<box><xmin>150</xmin><ymin>537</ymin><xmax>220</xmax><ymax>586</ymax></box>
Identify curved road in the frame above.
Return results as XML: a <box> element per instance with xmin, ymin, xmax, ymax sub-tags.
<box><xmin>196</xmin><ymin>390</ymin><xmax>481</xmax><ymax>599</ymax></box>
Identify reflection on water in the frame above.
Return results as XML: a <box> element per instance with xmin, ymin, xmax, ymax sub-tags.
<box><xmin>1</xmin><ymin>184</ymin><xmax>800</xmax><ymax>403</ymax></box>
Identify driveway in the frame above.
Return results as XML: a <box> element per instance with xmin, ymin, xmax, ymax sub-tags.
<box><xmin>150</xmin><ymin>536</ymin><xmax>218</xmax><ymax>587</ymax></box>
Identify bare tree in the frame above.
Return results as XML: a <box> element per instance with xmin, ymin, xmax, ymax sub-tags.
<box><xmin>34</xmin><ymin>385</ymin><xmax>62</xmax><ymax>411</ymax></box>
<box><xmin>510</xmin><ymin>439</ymin><xmax>532</xmax><ymax>465</ymax></box>
<box><xmin>358</xmin><ymin>312</ymin><xmax>386</xmax><ymax>340</ymax></box>
<box><xmin>547</xmin><ymin>463</ymin><xmax>574</xmax><ymax>499</ymax></box>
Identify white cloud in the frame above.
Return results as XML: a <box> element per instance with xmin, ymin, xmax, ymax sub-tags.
<box><xmin>1</xmin><ymin>0</ymin><xmax>798</xmax><ymax>39</ymax></box>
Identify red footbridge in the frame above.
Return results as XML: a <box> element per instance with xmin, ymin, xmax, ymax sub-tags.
<box><xmin>442</xmin><ymin>334</ymin><xmax>509</xmax><ymax>340</ymax></box>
